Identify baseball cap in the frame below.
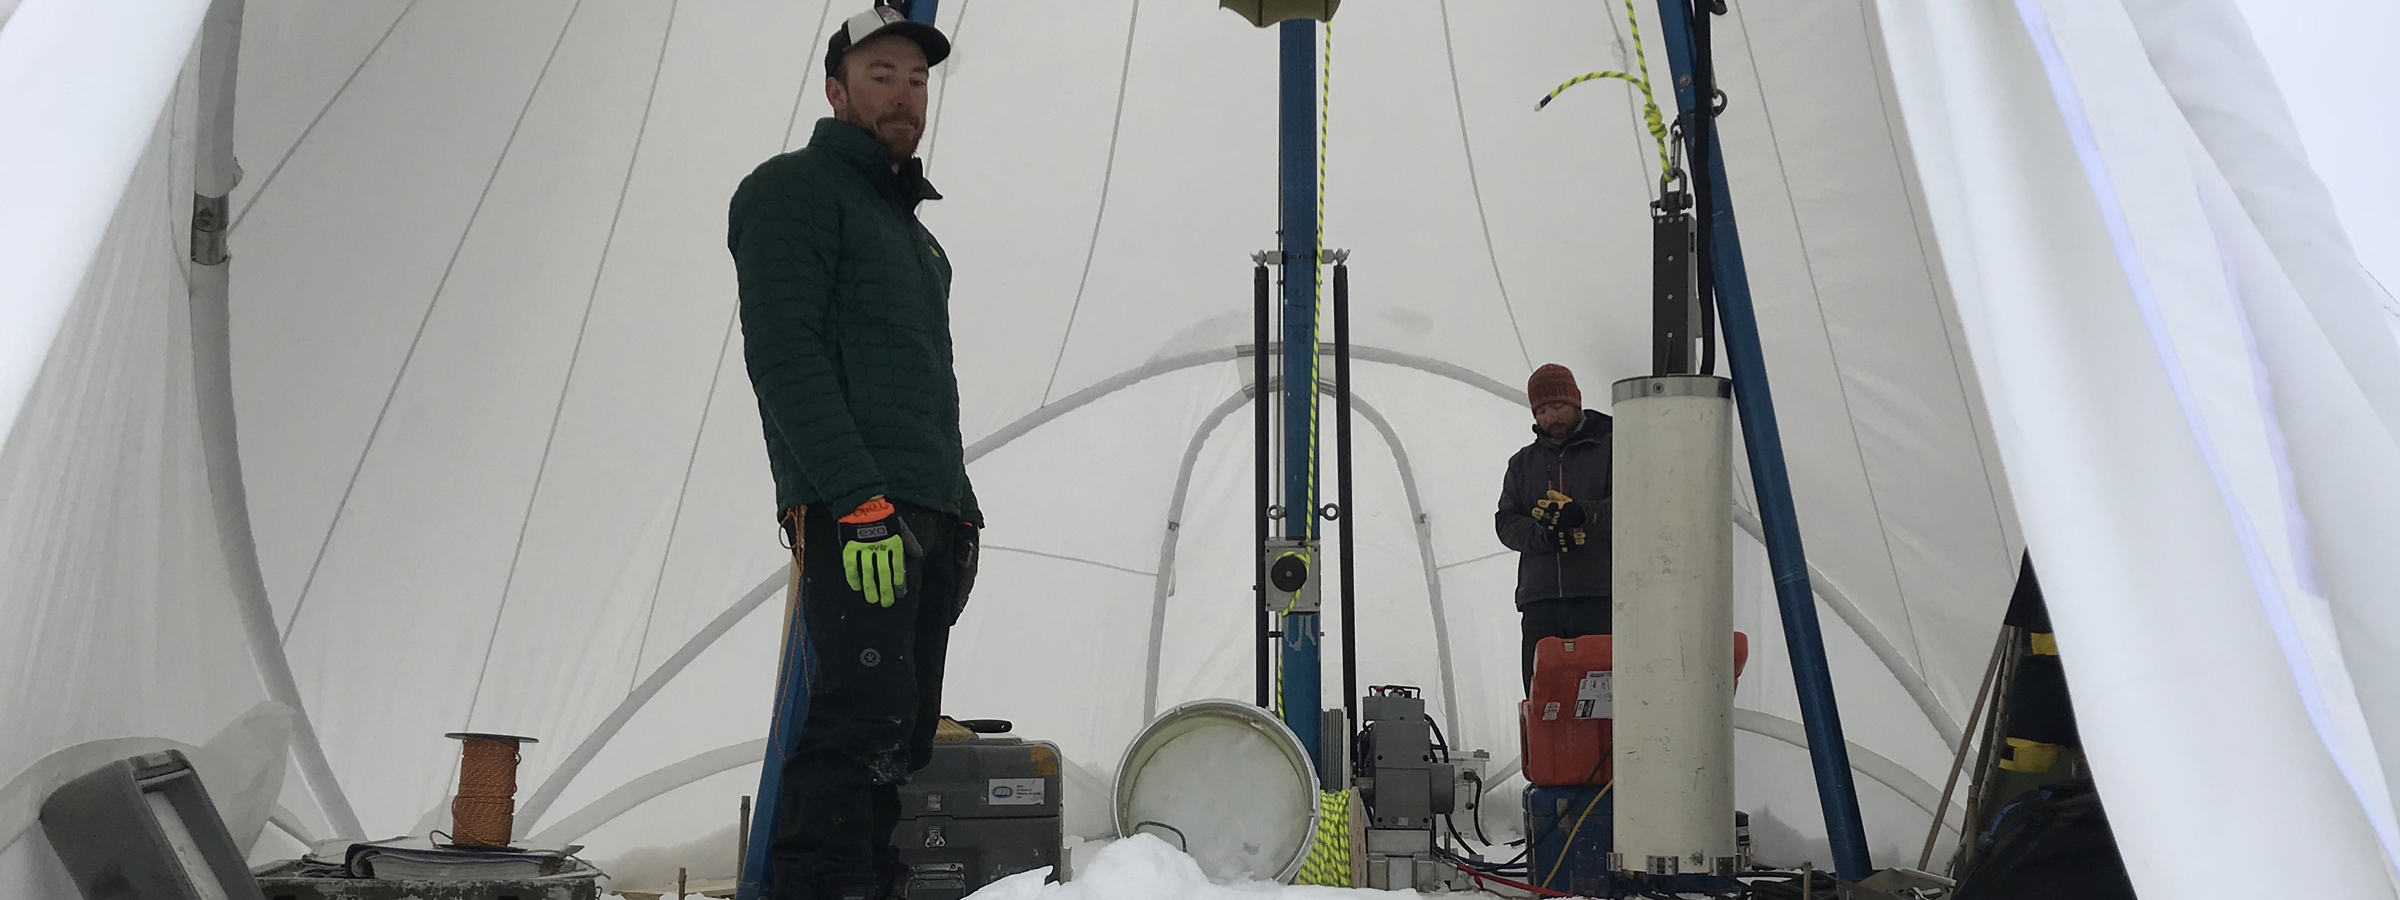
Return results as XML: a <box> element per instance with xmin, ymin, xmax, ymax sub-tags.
<box><xmin>825</xmin><ymin>6</ymin><xmax>951</xmax><ymax>79</ymax></box>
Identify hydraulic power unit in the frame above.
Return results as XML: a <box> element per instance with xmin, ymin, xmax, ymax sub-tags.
<box><xmin>1354</xmin><ymin>686</ymin><xmax>1455</xmax><ymax>891</ymax></box>
<box><xmin>894</xmin><ymin>734</ymin><xmax>1064</xmax><ymax>899</ymax></box>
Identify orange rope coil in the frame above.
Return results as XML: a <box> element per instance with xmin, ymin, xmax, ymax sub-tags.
<box><xmin>445</xmin><ymin>732</ymin><xmax>537</xmax><ymax>847</ymax></box>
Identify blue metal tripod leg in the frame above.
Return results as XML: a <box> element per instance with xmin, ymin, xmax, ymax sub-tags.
<box><xmin>738</xmin><ymin>571</ymin><xmax>814</xmax><ymax>900</ymax></box>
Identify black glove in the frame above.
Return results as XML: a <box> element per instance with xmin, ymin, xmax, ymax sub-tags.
<box><xmin>1551</xmin><ymin>526</ymin><xmax>1589</xmax><ymax>552</ymax></box>
<box><xmin>951</xmin><ymin>521</ymin><xmax>980</xmax><ymax>625</ymax></box>
<box><xmin>1531</xmin><ymin>489</ymin><xmax>1588</xmax><ymax>529</ymax></box>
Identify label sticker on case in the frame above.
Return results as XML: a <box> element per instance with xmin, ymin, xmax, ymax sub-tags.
<box><xmin>988</xmin><ymin>778</ymin><xmax>1045</xmax><ymax>806</ymax></box>
<box><xmin>1575</xmin><ymin>671</ymin><xmax>1613</xmax><ymax>719</ymax></box>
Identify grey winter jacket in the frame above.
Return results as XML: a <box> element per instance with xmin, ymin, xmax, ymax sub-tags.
<box><xmin>1495</xmin><ymin>410</ymin><xmax>1612</xmax><ymax>607</ymax></box>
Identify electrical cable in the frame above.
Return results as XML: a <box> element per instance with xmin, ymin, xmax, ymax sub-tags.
<box><xmin>1539</xmin><ymin>782</ymin><xmax>1610</xmax><ymax>890</ymax></box>
<box><xmin>1464</xmin><ymin>770</ymin><xmax>1495</xmax><ymax>846</ymax></box>
<box><xmin>1434</xmin><ymin>844</ymin><xmax>1526</xmax><ymax>875</ymax></box>
<box><xmin>1501</xmin><ymin>752</ymin><xmax>1610</xmax><ymax>875</ymax></box>
<box><xmin>1424</xmin><ymin>712</ymin><xmax>1488</xmax><ymax>860</ymax></box>
<box><xmin>1446</xmin><ymin>858</ymin><xmax>1573</xmax><ymax>898</ymax></box>
<box><xmin>1131</xmin><ymin>820</ymin><xmax>1188</xmax><ymax>852</ymax></box>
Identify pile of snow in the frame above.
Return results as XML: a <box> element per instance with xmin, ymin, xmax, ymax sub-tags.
<box><xmin>970</xmin><ymin>834</ymin><xmax>1436</xmax><ymax>900</ymax></box>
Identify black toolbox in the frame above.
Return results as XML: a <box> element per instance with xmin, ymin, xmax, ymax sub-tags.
<box><xmin>893</xmin><ymin>735</ymin><xmax>1065</xmax><ymax>899</ymax></box>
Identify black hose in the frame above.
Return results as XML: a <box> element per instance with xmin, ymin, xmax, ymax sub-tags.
<box><xmin>1132</xmin><ymin>820</ymin><xmax>1190</xmax><ymax>852</ymax></box>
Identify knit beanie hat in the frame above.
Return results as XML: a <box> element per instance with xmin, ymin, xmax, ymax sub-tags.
<box><xmin>1527</xmin><ymin>364</ymin><xmax>1581</xmax><ymax>411</ymax></box>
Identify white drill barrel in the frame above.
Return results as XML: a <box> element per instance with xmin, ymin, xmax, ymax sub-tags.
<box><xmin>1609</xmin><ymin>375</ymin><xmax>1736</xmax><ymax>876</ymax></box>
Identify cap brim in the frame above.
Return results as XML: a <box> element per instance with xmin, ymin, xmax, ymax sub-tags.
<box><xmin>855</xmin><ymin>20</ymin><xmax>950</xmax><ymax>67</ymax></box>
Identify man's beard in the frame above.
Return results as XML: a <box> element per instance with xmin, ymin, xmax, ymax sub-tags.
<box><xmin>846</xmin><ymin>108</ymin><xmax>923</xmax><ymax>161</ymax></box>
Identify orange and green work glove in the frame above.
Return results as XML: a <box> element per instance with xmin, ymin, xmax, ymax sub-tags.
<box><xmin>839</xmin><ymin>497</ymin><xmax>910</xmax><ymax>607</ymax></box>
<box><xmin>1531</xmin><ymin>489</ymin><xmax>1588</xmax><ymax>529</ymax></box>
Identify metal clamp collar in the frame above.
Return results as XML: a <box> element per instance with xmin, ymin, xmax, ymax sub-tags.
<box><xmin>1612</xmin><ymin>374</ymin><xmax>1733</xmax><ymax>403</ymax></box>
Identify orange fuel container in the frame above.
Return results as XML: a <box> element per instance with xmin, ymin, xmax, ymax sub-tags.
<box><xmin>1519</xmin><ymin>632</ymin><xmax>1750</xmax><ymax>786</ymax></box>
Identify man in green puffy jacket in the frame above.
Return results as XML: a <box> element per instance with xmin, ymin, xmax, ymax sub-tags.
<box><xmin>728</xmin><ymin>8</ymin><xmax>981</xmax><ymax>899</ymax></box>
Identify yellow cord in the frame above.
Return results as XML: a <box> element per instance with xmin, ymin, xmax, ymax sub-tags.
<box><xmin>1298</xmin><ymin>789</ymin><xmax>1356</xmax><ymax>886</ymax></box>
<box><xmin>1536</xmin><ymin>0</ymin><xmax>1671</xmax><ymax>180</ymax></box>
<box><xmin>1310</xmin><ymin>20</ymin><xmax>1328</xmax><ymax>545</ymax></box>
<box><xmin>1543</xmin><ymin>782</ymin><xmax>1613</xmax><ymax>890</ymax></box>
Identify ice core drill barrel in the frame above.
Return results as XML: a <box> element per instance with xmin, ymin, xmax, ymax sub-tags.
<box><xmin>1610</xmin><ymin>374</ymin><xmax>1736</xmax><ymax>877</ymax></box>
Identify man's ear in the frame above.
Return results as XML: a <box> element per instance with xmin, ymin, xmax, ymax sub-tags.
<box><xmin>824</xmin><ymin>75</ymin><xmax>847</xmax><ymax>113</ymax></box>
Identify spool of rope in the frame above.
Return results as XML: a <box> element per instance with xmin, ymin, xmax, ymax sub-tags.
<box><xmin>1295</xmin><ymin>789</ymin><xmax>1365</xmax><ymax>887</ymax></box>
<box><xmin>443</xmin><ymin>732</ymin><xmax>538</xmax><ymax>847</ymax></box>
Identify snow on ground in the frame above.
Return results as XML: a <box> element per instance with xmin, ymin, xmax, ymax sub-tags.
<box><xmin>599</xmin><ymin>816</ymin><xmax>1531</xmax><ymax>899</ymax></box>
<box><xmin>970</xmin><ymin>834</ymin><xmax>1447</xmax><ymax>900</ymax></box>
<box><xmin>598</xmin><ymin>836</ymin><xmax>1470</xmax><ymax>900</ymax></box>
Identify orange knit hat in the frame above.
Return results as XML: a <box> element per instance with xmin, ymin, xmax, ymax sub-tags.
<box><xmin>1527</xmin><ymin>364</ymin><xmax>1581</xmax><ymax>411</ymax></box>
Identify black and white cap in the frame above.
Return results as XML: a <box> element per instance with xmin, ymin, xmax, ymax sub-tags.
<box><xmin>825</xmin><ymin>6</ymin><xmax>950</xmax><ymax>77</ymax></box>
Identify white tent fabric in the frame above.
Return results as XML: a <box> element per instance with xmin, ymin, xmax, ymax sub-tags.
<box><xmin>4</xmin><ymin>0</ymin><xmax>2397</xmax><ymax>897</ymax></box>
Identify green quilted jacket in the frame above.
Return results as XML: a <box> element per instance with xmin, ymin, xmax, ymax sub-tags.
<box><xmin>729</xmin><ymin>118</ymin><xmax>980</xmax><ymax>524</ymax></box>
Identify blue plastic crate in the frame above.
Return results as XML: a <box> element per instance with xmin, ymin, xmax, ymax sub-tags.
<box><xmin>1524</xmin><ymin>784</ymin><xmax>1614</xmax><ymax>897</ymax></box>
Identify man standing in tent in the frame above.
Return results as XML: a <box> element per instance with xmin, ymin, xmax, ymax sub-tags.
<box><xmin>727</xmin><ymin>8</ymin><xmax>980</xmax><ymax>900</ymax></box>
<box><xmin>1495</xmin><ymin>364</ymin><xmax>1612</xmax><ymax>693</ymax></box>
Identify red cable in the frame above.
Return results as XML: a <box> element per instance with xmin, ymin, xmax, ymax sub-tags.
<box><xmin>1451</xmin><ymin>861</ymin><xmax>1576</xmax><ymax>898</ymax></box>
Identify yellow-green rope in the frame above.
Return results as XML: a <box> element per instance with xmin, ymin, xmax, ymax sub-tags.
<box><xmin>1297</xmin><ymin>789</ymin><xmax>1357</xmax><ymax>886</ymax></box>
<box><xmin>1536</xmin><ymin>0</ymin><xmax>1671</xmax><ymax>180</ymax></box>
<box><xmin>1309</xmin><ymin>20</ymin><xmax>1328</xmax><ymax>544</ymax></box>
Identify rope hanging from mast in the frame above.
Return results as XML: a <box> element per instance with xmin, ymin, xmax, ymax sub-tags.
<box><xmin>1535</xmin><ymin>0</ymin><xmax>1672</xmax><ymax>180</ymax></box>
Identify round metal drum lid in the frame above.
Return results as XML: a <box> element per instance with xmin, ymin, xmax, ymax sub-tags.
<box><xmin>1114</xmin><ymin>698</ymin><xmax>1321</xmax><ymax>884</ymax></box>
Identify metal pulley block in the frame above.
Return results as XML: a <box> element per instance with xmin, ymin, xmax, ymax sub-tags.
<box><xmin>1262</xmin><ymin>539</ymin><xmax>1321</xmax><ymax>614</ymax></box>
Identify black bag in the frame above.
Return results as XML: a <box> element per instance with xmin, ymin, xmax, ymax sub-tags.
<box><xmin>1954</xmin><ymin>778</ymin><xmax>2136</xmax><ymax>900</ymax></box>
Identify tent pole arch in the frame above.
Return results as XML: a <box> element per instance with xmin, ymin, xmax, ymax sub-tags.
<box><xmin>1142</xmin><ymin>380</ymin><xmax>1463</xmax><ymax>739</ymax></box>
<box><xmin>961</xmin><ymin>343</ymin><xmax>1517</xmax><ymax>461</ymax></box>
<box><xmin>188</xmin><ymin>0</ymin><xmax>364</xmax><ymax>840</ymax></box>
<box><xmin>1733</xmin><ymin>508</ymin><xmax>1962</xmax><ymax>748</ymax></box>
<box><xmin>1346</xmin><ymin>386</ymin><xmax>1461</xmax><ymax>740</ymax></box>
<box><xmin>1145</xmin><ymin>389</ymin><xmax>1254</xmax><ymax>722</ymax></box>
<box><xmin>515</xmin><ymin>565</ymin><xmax>789</xmax><ymax>831</ymax></box>
<box><xmin>515</xmin><ymin>344</ymin><xmax>1955</xmax><ymax>820</ymax></box>
<box><xmin>529</xmin><ymin>739</ymin><xmax>769</xmax><ymax>846</ymax></box>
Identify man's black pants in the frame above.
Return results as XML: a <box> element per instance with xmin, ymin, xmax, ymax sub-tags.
<box><xmin>1521</xmin><ymin>596</ymin><xmax>1611</xmax><ymax>693</ymax></box>
<box><xmin>773</xmin><ymin>502</ymin><xmax>965</xmax><ymax>900</ymax></box>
